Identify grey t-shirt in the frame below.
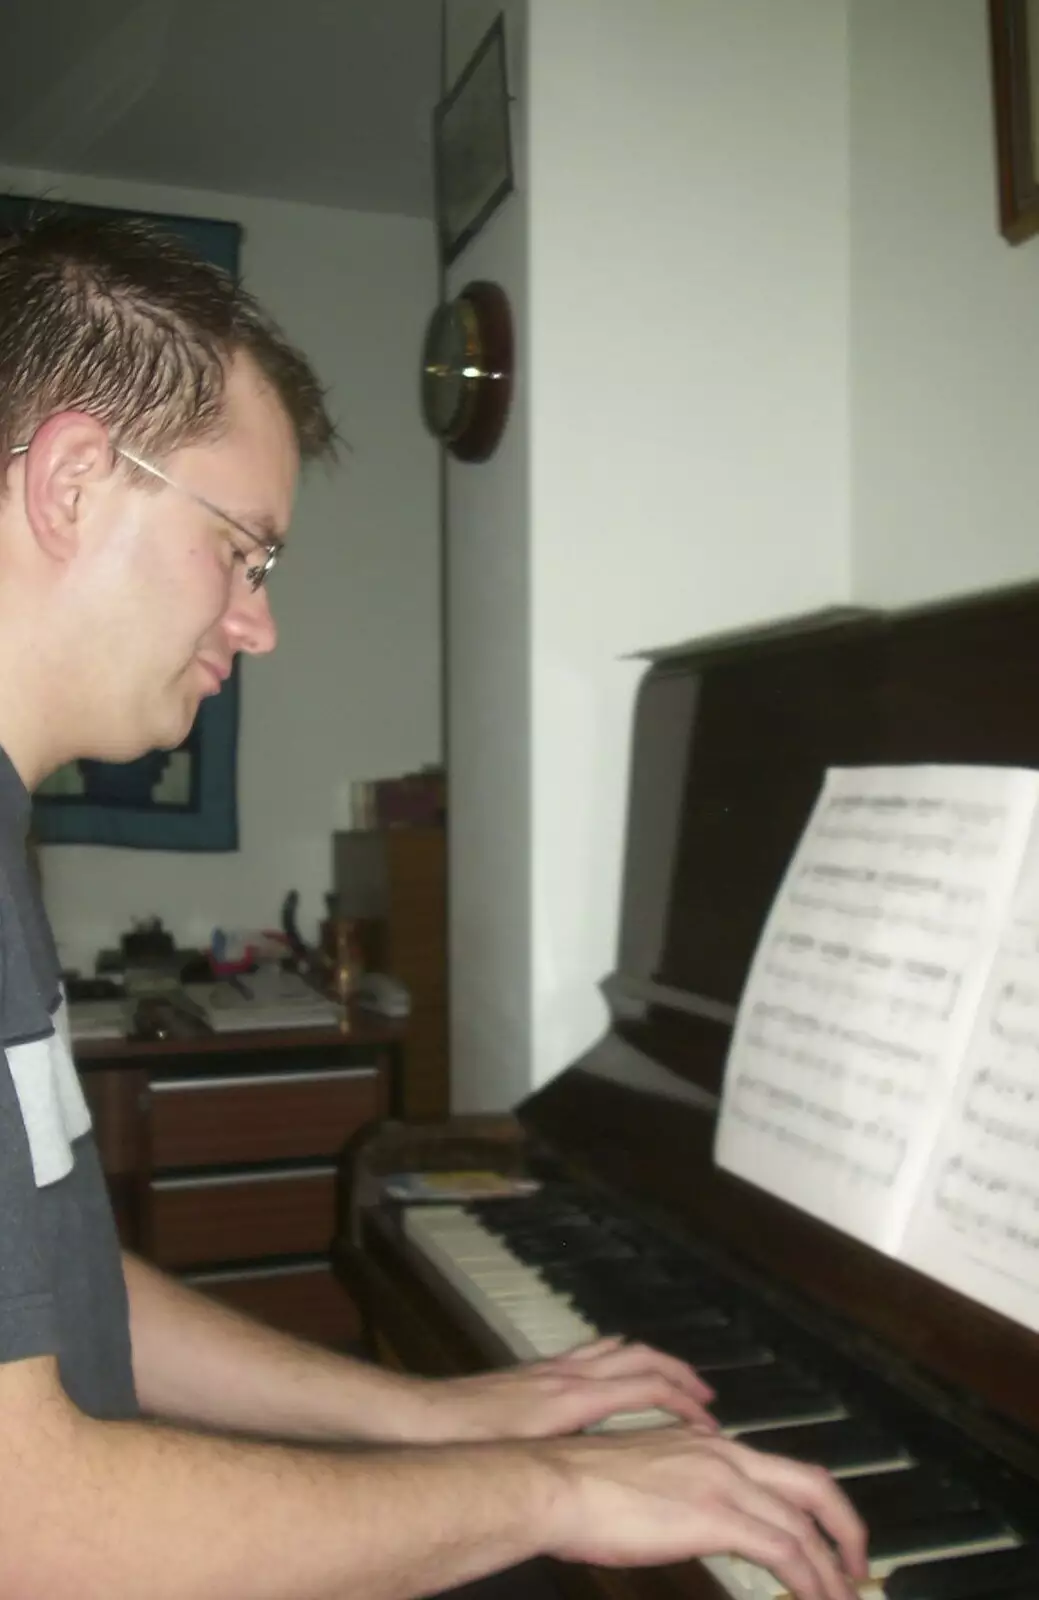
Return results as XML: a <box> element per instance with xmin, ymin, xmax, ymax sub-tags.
<box><xmin>0</xmin><ymin>750</ymin><xmax>137</xmax><ymax>1419</ymax></box>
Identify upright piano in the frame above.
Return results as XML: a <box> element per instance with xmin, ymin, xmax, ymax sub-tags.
<box><xmin>334</xmin><ymin>581</ymin><xmax>1039</xmax><ymax>1600</ymax></box>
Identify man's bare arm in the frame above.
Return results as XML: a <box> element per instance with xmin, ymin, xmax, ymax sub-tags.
<box><xmin>123</xmin><ymin>1253</ymin><xmax>717</xmax><ymax>1444</ymax></box>
<box><xmin>0</xmin><ymin>1355</ymin><xmax>866</xmax><ymax>1600</ymax></box>
<box><xmin>123</xmin><ymin>1252</ymin><xmax>435</xmax><ymax>1442</ymax></box>
<box><xmin>0</xmin><ymin>1353</ymin><xmax>552</xmax><ymax>1600</ymax></box>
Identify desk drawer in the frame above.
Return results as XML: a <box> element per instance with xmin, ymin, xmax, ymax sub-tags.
<box><xmin>150</xmin><ymin>1066</ymin><xmax>381</xmax><ymax>1168</ymax></box>
<box><xmin>186</xmin><ymin>1259</ymin><xmax>361</xmax><ymax>1347</ymax></box>
<box><xmin>149</xmin><ymin>1166</ymin><xmax>337</xmax><ymax>1267</ymax></box>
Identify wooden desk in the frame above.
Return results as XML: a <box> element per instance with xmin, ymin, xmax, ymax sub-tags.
<box><xmin>77</xmin><ymin>1012</ymin><xmax>403</xmax><ymax>1349</ymax></box>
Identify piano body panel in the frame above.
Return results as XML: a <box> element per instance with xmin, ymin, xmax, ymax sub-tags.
<box><xmin>651</xmin><ymin>622</ymin><xmax>887</xmax><ymax>1011</ymax></box>
<box><xmin>638</xmin><ymin>582</ymin><xmax>1039</xmax><ymax>1017</ymax></box>
<box><xmin>335</xmin><ymin>579</ymin><xmax>1039</xmax><ymax>1598</ymax></box>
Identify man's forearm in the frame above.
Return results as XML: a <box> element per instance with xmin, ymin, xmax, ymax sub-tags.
<box><xmin>123</xmin><ymin>1253</ymin><xmax>439</xmax><ymax>1443</ymax></box>
<box><xmin>1</xmin><ymin>1361</ymin><xmax>556</xmax><ymax>1600</ymax></box>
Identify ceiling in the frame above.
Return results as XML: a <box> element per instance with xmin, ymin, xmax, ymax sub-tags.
<box><xmin>0</xmin><ymin>0</ymin><xmax>441</xmax><ymax>217</ymax></box>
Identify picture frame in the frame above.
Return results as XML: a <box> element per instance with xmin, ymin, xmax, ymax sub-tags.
<box><xmin>433</xmin><ymin>14</ymin><xmax>514</xmax><ymax>268</ymax></box>
<box><xmin>989</xmin><ymin>0</ymin><xmax>1039</xmax><ymax>243</ymax></box>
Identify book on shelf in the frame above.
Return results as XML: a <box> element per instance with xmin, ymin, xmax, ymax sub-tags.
<box><xmin>714</xmin><ymin>763</ymin><xmax>1039</xmax><ymax>1335</ymax></box>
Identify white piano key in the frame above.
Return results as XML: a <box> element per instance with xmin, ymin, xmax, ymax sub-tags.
<box><xmin>720</xmin><ymin>1527</ymin><xmax>1020</xmax><ymax>1600</ymax></box>
<box><xmin>403</xmin><ymin>1206</ymin><xmax>598</xmax><ymax>1359</ymax></box>
<box><xmin>722</xmin><ymin>1403</ymin><xmax>849</xmax><ymax>1438</ymax></box>
<box><xmin>592</xmin><ymin>1407</ymin><xmax>679</xmax><ymax>1432</ymax></box>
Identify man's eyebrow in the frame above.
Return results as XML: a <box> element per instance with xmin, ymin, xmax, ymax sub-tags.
<box><xmin>230</xmin><ymin>509</ymin><xmax>286</xmax><ymax>545</ymax></box>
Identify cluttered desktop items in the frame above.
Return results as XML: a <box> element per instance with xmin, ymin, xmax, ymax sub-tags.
<box><xmin>66</xmin><ymin>900</ymin><xmax>411</xmax><ymax>1045</ymax></box>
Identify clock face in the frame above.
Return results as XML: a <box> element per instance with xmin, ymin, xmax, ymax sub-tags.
<box><xmin>421</xmin><ymin>302</ymin><xmax>471</xmax><ymax>436</ymax></box>
<box><xmin>419</xmin><ymin>282</ymin><xmax>513</xmax><ymax>461</ymax></box>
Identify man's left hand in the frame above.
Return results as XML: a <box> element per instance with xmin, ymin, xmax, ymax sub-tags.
<box><xmin>407</xmin><ymin>1337</ymin><xmax>717</xmax><ymax>1443</ymax></box>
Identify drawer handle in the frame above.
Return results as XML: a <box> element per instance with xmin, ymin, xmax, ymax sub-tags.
<box><xmin>151</xmin><ymin>1067</ymin><xmax>375</xmax><ymax>1094</ymax></box>
<box><xmin>184</xmin><ymin>1259</ymin><xmax>329</xmax><ymax>1286</ymax></box>
<box><xmin>152</xmin><ymin>1163</ymin><xmax>337</xmax><ymax>1192</ymax></box>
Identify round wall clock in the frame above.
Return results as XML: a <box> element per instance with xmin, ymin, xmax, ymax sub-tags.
<box><xmin>420</xmin><ymin>280</ymin><xmax>513</xmax><ymax>462</ymax></box>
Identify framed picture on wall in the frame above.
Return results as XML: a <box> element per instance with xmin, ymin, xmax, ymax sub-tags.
<box><xmin>433</xmin><ymin>14</ymin><xmax>514</xmax><ymax>267</ymax></box>
<box><xmin>989</xmin><ymin>0</ymin><xmax>1039</xmax><ymax>242</ymax></box>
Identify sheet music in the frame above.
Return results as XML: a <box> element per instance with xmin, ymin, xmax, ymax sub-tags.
<box><xmin>714</xmin><ymin>765</ymin><xmax>1039</xmax><ymax>1252</ymax></box>
<box><xmin>902</xmin><ymin>820</ymin><xmax>1039</xmax><ymax>1330</ymax></box>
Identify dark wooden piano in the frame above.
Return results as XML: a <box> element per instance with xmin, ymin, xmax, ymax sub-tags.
<box><xmin>334</xmin><ymin>580</ymin><xmax>1039</xmax><ymax>1600</ymax></box>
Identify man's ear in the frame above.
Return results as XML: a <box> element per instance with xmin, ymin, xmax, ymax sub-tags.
<box><xmin>18</xmin><ymin>412</ymin><xmax>117</xmax><ymax>564</ymax></box>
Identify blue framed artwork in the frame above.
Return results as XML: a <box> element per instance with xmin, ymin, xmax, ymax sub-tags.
<box><xmin>0</xmin><ymin>192</ymin><xmax>243</xmax><ymax>852</ymax></box>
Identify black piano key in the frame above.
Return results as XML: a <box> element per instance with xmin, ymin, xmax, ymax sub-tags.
<box><xmin>563</xmin><ymin>1284</ymin><xmax>729</xmax><ymax>1328</ymax></box>
<box><xmin>868</xmin><ymin>1506</ymin><xmax>1008</xmax><ymax>1563</ymax></box>
<box><xmin>598</xmin><ymin>1300</ymin><xmax>734</xmax><ymax>1333</ymax></box>
<box><xmin>550</xmin><ymin>1258</ymin><xmax>709</xmax><ymax>1293</ymax></box>
<box><xmin>462</xmin><ymin>1186</ymin><xmax>1033</xmax><ymax>1575</ymax></box>
<box><xmin>707</xmin><ymin>1362</ymin><xmax>840</xmax><ymax>1429</ymax></box>
<box><xmin>740</xmin><ymin>1416</ymin><xmax>905</xmax><ymax>1472</ymax></box>
<box><xmin>512</xmin><ymin>1237</ymin><xmax>641</xmax><ymax>1268</ymax></box>
<box><xmin>649</xmin><ymin>1325</ymin><xmax>772</xmax><ymax>1371</ymax></box>
<box><xmin>844</xmin><ymin>1466</ymin><xmax>980</xmax><ymax>1525</ymax></box>
<box><xmin>884</xmin><ymin>1542</ymin><xmax>1039</xmax><ymax>1598</ymax></box>
<box><xmin>715</xmin><ymin>1388</ymin><xmax>837</xmax><ymax>1430</ymax></box>
<box><xmin>971</xmin><ymin>1587</ymin><xmax>1039</xmax><ymax>1599</ymax></box>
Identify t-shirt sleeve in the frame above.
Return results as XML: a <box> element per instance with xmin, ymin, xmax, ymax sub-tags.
<box><xmin>0</xmin><ymin>1048</ymin><xmax>56</xmax><ymax>1361</ymax></box>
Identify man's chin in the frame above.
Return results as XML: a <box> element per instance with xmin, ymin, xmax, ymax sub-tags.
<box><xmin>79</xmin><ymin>713</ymin><xmax>197</xmax><ymax>765</ymax></box>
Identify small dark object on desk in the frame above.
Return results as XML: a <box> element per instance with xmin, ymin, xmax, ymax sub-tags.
<box><xmin>65</xmin><ymin>974</ymin><xmax>123</xmax><ymax>1003</ymax></box>
<box><xmin>131</xmin><ymin>994</ymin><xmax>212</xmax><ymax>1042</ymax></box>
<box><xmin>122</xmin><ymin>915</ymin><xmax>177</xmax><ymax>965</ymax></box>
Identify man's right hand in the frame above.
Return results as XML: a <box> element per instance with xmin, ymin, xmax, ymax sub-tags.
<box><xmin>539</xmin><ymin>1427</ymin><xmax>868</xmax><ymax>1600</ymax></box>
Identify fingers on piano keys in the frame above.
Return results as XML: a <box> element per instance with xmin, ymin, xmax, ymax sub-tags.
<box><xmin>402</xmin><ymin>1196</ymin><xmax>1036</xmax><ymax>1600</ymax></box>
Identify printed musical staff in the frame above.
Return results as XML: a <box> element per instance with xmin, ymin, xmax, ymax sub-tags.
<box><xmin>904</xmin><ymin>881</ymin><xmax>1039</xmax><ymax>1323</ymax></box>
<box><xmin>715</xmin><ymin>764</ymin><xmax>1039</xmax><ymax>1259</ymax></box>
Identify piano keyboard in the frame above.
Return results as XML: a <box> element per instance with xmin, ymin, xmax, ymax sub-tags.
<box><xmin>402</xmin><ymin>1196</ymin><xmax>1034</xmax><ymax>1600</ymax></box>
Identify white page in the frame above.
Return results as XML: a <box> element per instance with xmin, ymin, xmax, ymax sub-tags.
<box><xmin>714</xmin><ymin>765</ymin><xmax>1039</xmax><ymax>1252</ymax></box>
<box><xmin>901</xmin><ymin>818</ymin><xmax>1039</xmax><ymax>1330</ymax></box>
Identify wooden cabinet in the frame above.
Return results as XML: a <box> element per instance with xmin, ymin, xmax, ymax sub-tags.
<box><xmin>78</xmin><ymin>1019</ymin><xmax>399</xmax><ymax>1349</ymax></box>
<box><xmin>149</xmin><ymin>1164</ymin><xmax>340</xmax><ymax>1267</ymax></box>
<box><xmin>185</xmin><ymin>1259</ymin><xmax>359</xmax><ymax>1348</ymax></box>
<box><xmin>149</xmin><ymin>1064</ymin><xmax>379</xmax><ymax>1168</ymax></box>
<box><xmin>333</xmin><ymin>827</ymin><xmax>447</xmax><ymax>1119</ymax></box>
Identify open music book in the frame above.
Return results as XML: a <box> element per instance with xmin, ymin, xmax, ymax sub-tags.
<box><xmin>714</xmin><ymin>764</ymin><xmax>1039</xmax><ymax>1335</ymax></box>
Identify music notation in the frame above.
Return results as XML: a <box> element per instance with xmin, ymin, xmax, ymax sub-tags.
<box><xmin>933</xmin><ymin>1155</ymin><xmax>1039</xmax><ymax>1258</ymax></box>
<box><xmin>715</xmin><ymin>763</ymin><xmax>1039</xmax><ymax>1261</ymax></box>
<box><xmin>728</xmin><ymin>1066</ymin><xmax>908</xmax><ymax>1189</ymax></box>
<box><xmin>904</xmin><ymin>899</ymin><xmax>1039</xmax><ymax>1324</ymax></box>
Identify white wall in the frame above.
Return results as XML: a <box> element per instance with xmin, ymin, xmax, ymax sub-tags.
<box><xmin>445</xmin><ymin>0</ymin><xmax>852</xmax><ymax>1108</ymax></box>
<box><xmin>444</xmin><ymin>0</ymin><xmax>534</xmax><ymax>1112</ymax></box>
<box><xmin>850</xmin><ymin>1</ymin><xmax>1039</xmax><ymax>604</ymax></box>
<box><xmin>526</xmin><ymin>0</ymin><xmax>852</xmax><ymax>1084</ymax></box>
<box><xmin>0</xmin><ymin>164</ymin><xmax>440</xmax><ymax>972</ymax></box>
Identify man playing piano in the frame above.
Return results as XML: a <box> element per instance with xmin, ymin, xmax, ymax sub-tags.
<box><xmin>0</xmin><ymin>214</ymin><xmax>866</xmax><ymax>1600</ymax></box>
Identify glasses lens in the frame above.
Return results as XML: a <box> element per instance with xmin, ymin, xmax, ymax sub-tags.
<box><xmin>246</xmin><ymin>547</ymin><xmax>279</xmax><ymax>592</ymax></box>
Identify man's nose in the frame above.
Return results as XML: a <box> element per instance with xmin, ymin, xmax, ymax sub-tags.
<box><xmin>224</xmin><ymin>583</ymin><xmax>278</xmax><ymax>656</ymax></box>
